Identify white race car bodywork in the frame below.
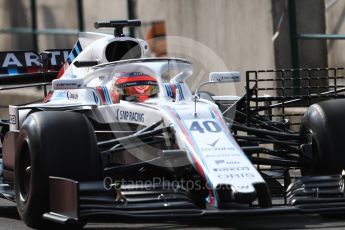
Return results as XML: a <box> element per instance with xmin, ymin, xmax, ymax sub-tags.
<box><xmin>9</xmin><ymin>32</ymin><xmax>265</xmax><ymax>207</ymax></box>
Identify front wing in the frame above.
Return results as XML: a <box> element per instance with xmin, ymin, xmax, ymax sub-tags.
<box><xmin>43</xmin><ymin>175</ymin><xmax>345</xmax><ymax>224</ymax></box>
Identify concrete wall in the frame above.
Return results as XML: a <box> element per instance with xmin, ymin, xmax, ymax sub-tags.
<box><xmin>272</xmin><ymin>0</ymin><xmax>328</xmax><ymax>70</ymax></box>
<box><xmin>83</xmin><ymin>0</ymin><xmax>128</xmax><ymax>31</ymax></box>
<box><xmin>36</xmin><ymin>0</ymin><xmax>128</xmax><ymax>50</ymax></box>
<box><xmin>325</xmin><ymin>0</ymin><xmax>345</xmax><ymax>67</ymax></box>
<box><xmin>137</xmin><ymin>0</ymin><xmax>276</xmax><ymax>95</ymax></box>
<box><xmin>0</xmin><ymin>0</ymin><xmax>128</xmax><ymax>51</ymax></box>
<box><xmin>296</xmin><ymin>0</ymin><xmax>328</xmax><ymax>68</ymax></box>
<box><xmin>0</xmin><ymin>0</ymin><xmax>33</xmax><ymax>50</ymax></box>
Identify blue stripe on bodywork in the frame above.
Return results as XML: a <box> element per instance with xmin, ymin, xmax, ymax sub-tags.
<box><xmin>72</xmin><ymin>48</ymin><xmax>79</xmax><ymax>58</ymax></box>
<box><xmin>68</xmin><ymin>52</ymin><xmax>75</xmax><ymax>61</ymax></box>
<box><xmin>93</xmin><ymin>91</ymin><xmax>100</xmax><ymax>104</ymax></box>
<box><xmin>75</xmin><ymin>41</ymin><xmax>82</xmax><ymax>53</ymax></box>
<box><xmin>164</xmin><ymin>84</ymin><xmax>172</xmax><ymax>97</ymax></box>
<box><xmin>67</xmin><ymin>41</ymin><xmax>82</xmax><ymax>64</ymax></box>
<box><xmin>168</xmin><ymin>84</ymin><xmax>173</xmax><ymax>98</ymax></box>
<box><xmin>102</xmin><ymin>86</ymin><xmax>112</xmax><ymax>104</ymax></box>
<box><xmin>7</xmin><ymin>67</ymin><xmax>18</xmax><ymax>75</ymax></box>
<box><xmin>176</xmin><ymin>83</ymin><xmax>184</xmax><ymax>100</ymax></box>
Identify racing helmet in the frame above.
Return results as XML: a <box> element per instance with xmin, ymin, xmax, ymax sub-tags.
<box><xmin>111</xmin><ymin>72</ymin><xmax>159</xmax><ymax>102</ymax></box>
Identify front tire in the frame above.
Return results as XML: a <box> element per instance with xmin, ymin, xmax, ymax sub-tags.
<box><xmin>300</xmin><ymin>99</ymin><xmax>345</xmax><ymax>175</ymax></box>
<box><xmin>15</xmin><ymin>111</ymin><xmax>101</xmax><ymax>228</ymax></box>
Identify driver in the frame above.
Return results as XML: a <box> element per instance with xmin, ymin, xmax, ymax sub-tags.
<box><xmin>111</xmin><ymin>72</ymin><xmax>159</xmax><ymax>103</ymax></box>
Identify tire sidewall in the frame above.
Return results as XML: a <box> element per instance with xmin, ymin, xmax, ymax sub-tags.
<box><xmin>301</xmin><ymin>101</ymin><xmax>345</xmax><ymax>175</ymax></box>
<box><xmin>15</xmin><ymin>116</ymin><xmax>49</xmax><ymax>228</ymax></box>
<box><xmin>14</xmin><ymin>111</ymin><xmax>101</xmax><ymax>228</ymax></box>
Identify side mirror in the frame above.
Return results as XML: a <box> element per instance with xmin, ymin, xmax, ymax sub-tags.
<box><xmin>209</xmin><ymin>72</ymin><xmax>240</xmax><ymax>83</ymax></box>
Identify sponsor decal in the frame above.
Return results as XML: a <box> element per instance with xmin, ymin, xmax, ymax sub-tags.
<box><xmin>0</xmin><ymin>52</ymin><xmax>39</xmax><ymax>67</ymax></box>
<box><xmin>189</xmin><ymin>120</ymin><xmax>221</xmax><ymax>133</ymax></box>
<box><xmin>213</xmin><ymin>167</ymin><xmax>250</xmax><ymax>172</ymax></box>
<box><xmin>217</xmin><ymin>173</ymin><xmax>256</xmax><ymax>179</ymax></box>
<box><xmin>201</xmin><ymin>146</ymin><xmax>235</xmax><ymax>152</ymax></box>
<box><xmin>215</xmin><ymin>160</ymin><xmax>225</xmax><ymax>165</ymax></box>
<box><xmin>0</xmin><ymin>50</ymin><xmax>68</xmax><ymax>68</ymax></box>
<box><xmin>9</xmin><ymin>115</ymin><xmax>16</xmax><ymax>124</ymax></box>
<box><xmin>235</xmin><ymin>185</ymin><xmax>251</xmax><ymax>190</ymax></box>
<box><xmin>115</xmin><ymin>72</ymin><xmax>147</xmax><ymax>77</ymax></box>
<box><xmin>67</xmin><ymin>91</ymin><xmax>78</xmax><ymax>100</ymax></box>
<box><xmin>52</xmin><ymin>78</ymin><xmax>83</xmax><ymax>90</ymax></box>
<box><xmin>215</xmin><ymin>160</ymin><xmax>240</xmax><ymax>165</ymax></box>
<box><xmin>116</xmin><ymin>109</ymin><xmax>145</xmax><ymax>123</ymax></box>
<box><xmin>204</xmin><ymin>153</ymin><xmax>240</xmax><ymax>158</ymax></box>
<box><xmin>56</xmin><ymin>82</ymin><xmax>80</xmax><ymax>88</ymax></box>
<box><xmin>207</xmin><ymin>138</ymin><xmax>220</xmax><ymax>147</ymax></box>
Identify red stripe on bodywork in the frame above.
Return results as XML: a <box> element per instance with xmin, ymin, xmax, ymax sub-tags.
<box><xmin>57</xmin><ymin>63</ymin><xmax>69</xmax><ymax>79</ymax></box>
<box><xmin>97</xmin><ymin>86</ymin><xmax>106</xmax><ymax>104</ymax></box>
<box><xmin>166</xmin><ymin>108</ymin><xmax>216</xmax><ymax>205</ymax></box>
<box><xmin>166</xmin><ymin>108</ymin><xmax>206</xmax><ymax>179</ymax></box>
<box><xmin>26</xmin><ymin>66</ymin><xmax>40</xmax><ymax>73</ymax></box>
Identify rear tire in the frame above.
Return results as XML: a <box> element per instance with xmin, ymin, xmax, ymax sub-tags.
<box><xmin>15</xmin><ymin>111</ymin><xmax>101</xmax><ymax>228</ymax></box>
<box><xmin>300</xmin><ymin>99</ymin><xmax>345</xmax><ymax>175</ymax></box>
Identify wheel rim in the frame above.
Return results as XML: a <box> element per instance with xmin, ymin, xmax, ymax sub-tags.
<box><xmin>18</xmin><ymin>141</ymin><xmax>31</xmax><ymax>203</ymax></box>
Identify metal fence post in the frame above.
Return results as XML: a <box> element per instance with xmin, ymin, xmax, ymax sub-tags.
<box><xmin>288</xmin><ymin>0</ymin><xmax>300</xmax><ymax>95</ymax></box>
<box><xmin>127</xmin><ymin>0</ymin><xmax>135</xmax><ymax>37</ymax></box>
<box><xmin>30</xmin><ymin>0</ymin><xmax>38</xmax><ymax>52</ymax></box>
<box><xmin>76</xmin><ymin>0</ymin><xmax>85</xmax><ymax>32</ymax></box>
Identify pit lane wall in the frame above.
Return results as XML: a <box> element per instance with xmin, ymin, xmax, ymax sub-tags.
<box><xmin>326</xmin><ymin>0</ymin><xmax>345</xmax><ymax>68</ymax></box>
<box><xmin>137</xmin><ymin>0</ymin><xmax>276</xmax><ymax>96</ymax></box>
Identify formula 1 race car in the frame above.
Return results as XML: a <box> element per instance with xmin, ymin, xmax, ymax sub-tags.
<box><xmin>1</xmin><ymin>20</ymin><xmax>345</xmax><ymax>229</ymax></box>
